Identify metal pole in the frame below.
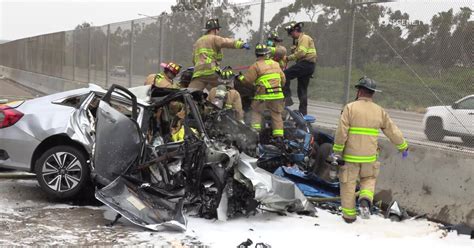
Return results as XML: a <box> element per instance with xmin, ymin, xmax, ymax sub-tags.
<box><xmin>72</xmin><ymin>30</ymin><xmax>76</xmax><ymax>81</ymax></box>
<box><xmin>105</xmin><ymin>24</ymin><xmax>110</xmax><ymax>88</ymax></box>
<box><xmin>159</xmin><ymin>16</ymin><xmax>165</xmax><ymax>69</ymax></box>
<box><xmin>129</xmin><ymin>20</ymin><xmax>134</xmax><ymax>87</ymax></box>
<box><xmin>259</xmin><ymin>0</ymin><xmax>265</xmax><ymax>43</ymax></box>
<box><xmin>88</xmin><ymin>28</ymin><xmax>92</xmax><ymax>83</ymax></box>
<box><xmin>157</xmin><ymin>17</ymin><xmax>162</xmax><ymax>72</ymax></box>
<box><xmin>343</xmin><ymin>4</ymin><xmax>355</xmax><ymax>105</ymax></box>
<box><xmin>170</xmin><ymin>16</ymin><xmax>175</xmax><ymax>61</ymax></box>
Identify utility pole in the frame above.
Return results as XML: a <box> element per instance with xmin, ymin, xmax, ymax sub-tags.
<box><xmin>105</xmin><ymin>24</ymin><xmax>110</xmax><ymax>88</ymax></box>
<box><xmin>343</xmin><ymin>4</ymin><xmax>355</xmax><ymax>105</ymax></box>
<box><xmin>342</xmin><ymin>0</ymin><xmax>393</xmax><ymax>105</ymax></box>
<box><xmin>259</xmin><ymin>0</ymin><xmax>265</xmax><ymax>43</ymax></box>
<box><xmin>129</xmin><ymin>20</ymin><xmax>134</xmax><ymax>87</ymax></box>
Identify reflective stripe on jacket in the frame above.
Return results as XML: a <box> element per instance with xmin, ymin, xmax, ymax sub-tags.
<box><xmin>192</xmin><ymin>34</ymin><xmax>244</xmax><ymax>78</ymax></box>
<box><xmin>239</xmin><ymin>59</ymin><xmax>286</xmax><ymax>101</ymax></box>
<box><xmin>333</xmin><ymin>97</ymin><xmax>407</xmax><ymax>163</ymax></box>
<box><xmin>287</xmin><ymin>33</ymin><xmax>317</xmax><ymax>63</ymax></box>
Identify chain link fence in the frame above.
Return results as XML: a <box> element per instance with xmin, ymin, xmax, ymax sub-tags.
<box><xmin>0</xmin><ymin>0</ymin><xmax>472</xmax><ymax>148</ymax></box>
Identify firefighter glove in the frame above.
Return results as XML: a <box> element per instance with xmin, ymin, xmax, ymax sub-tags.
<box><xmin>402</xmin><ymin>149</ymin><xmax>409</xmax><ymax>159</ymax></box>
<box><xmin>242</xmin><ymin>43</ymin><xmax>251</xmax><ymax>50</ymax></box>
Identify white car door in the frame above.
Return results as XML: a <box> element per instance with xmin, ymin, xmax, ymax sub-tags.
<box><xmin>451</xmin><ymin>96</ymin><xmax>474</xmax><ymax>135</ymax></box>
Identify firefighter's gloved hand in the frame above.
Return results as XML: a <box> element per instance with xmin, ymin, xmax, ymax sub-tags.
<box><xmin>242</xmin><ymin>43</ymin><xmax>251</xmax><ymax>50</ymax></box>
<box><xmin>402</xmin><ymin>149</ymin><xmax>409</xmax><ymax>159</ymax></box>
<box><xmin>327</xmin><ymin>153</ymin><xmax>342</xmax><ymax>164</ymax></box>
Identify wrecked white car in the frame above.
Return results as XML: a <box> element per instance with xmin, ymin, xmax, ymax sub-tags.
<box><xmin>92</xmin><ymin>84</ymin><xmax>314</xmax><ymax>231</ymax></box>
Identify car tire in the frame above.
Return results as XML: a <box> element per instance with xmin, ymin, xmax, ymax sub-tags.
<box><xmin>461</xmin><ymin>136</ymin><xmax>474</xmax><ymax>147</ymax></box>
<box><xmin>35</xmin><ymin>145</ymin><xmax>90</xmax><ymax>199</ymax></box>
<box><xmin>425</xmin><ymin>118</ymin><xmax>444</xmax><ymax>142</ymax></box>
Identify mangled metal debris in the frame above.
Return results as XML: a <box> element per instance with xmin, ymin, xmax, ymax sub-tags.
<box><xmin>91</xmin><ymin>85</ymin><xmax>317</xmax><ymax>231</ymax></box>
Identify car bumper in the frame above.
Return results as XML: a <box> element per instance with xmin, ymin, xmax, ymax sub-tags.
<box><xmin>0</xmin><ymin>125</ymin><xmax>40</xmax><ymax>171</ymax></box>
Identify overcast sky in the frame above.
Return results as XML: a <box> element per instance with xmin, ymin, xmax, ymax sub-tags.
<box><xmin>0</xmin><ymin>0</ymin><xmax>471</xmax><ymax>41</ymax></box>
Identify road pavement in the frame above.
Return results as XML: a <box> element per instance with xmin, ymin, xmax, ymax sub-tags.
<box><xmin>0</xmin><ymin>77</ymin><xmax>42</xmax><ymax>101</ymax></box>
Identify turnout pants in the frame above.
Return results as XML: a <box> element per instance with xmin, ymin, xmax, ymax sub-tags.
<box><xmin>283</xmin><ymin>60</ymin><xmax>315</xmax><ymax>115</ymax></box>
<box><xmin>251</xmin><ymin>99</ymin><xmax>284</xmax><ymax>137</ymax></box>
<box><xmin>189</xmin><ymin>74</ymin><xmax>219</xmax><ymax>91</ymax></box>
<box><xmin>339</xmin><ymin>161</ymin><xmax>380</xmax><ymax>220</ymax></box>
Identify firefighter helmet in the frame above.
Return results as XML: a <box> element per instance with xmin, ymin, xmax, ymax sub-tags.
<box><xmin>255</xmin><ymin>43</ymin><xmax>270</xmax><ymax>56</ymax></box>
<box><xmin>216</xmin><ymin>66</ymin><xmax>235</xmax><ymax>87</ymax></box>
<box><xmin>164</xmin><ymin>62</ymin><xmax>182</xmax><ymax>76</ymax></box>
<box><xmin>267</xmin><ymin>31</ymin><xmax>283</xmax><ymax>42</ymax></box>
<box><xmin>355</xmin><ymin>76</ymin><xmax>381</xmax><ymax>92</ymax></box>
<box><xmin>284</xmin><ymin>21</ymin><xmax>304</xmax><ymax>35</ymax></box>
<box><xmin>205</xmin><ymin>18</ymin><xmax>221</xmax><ymax>31</ymax></box>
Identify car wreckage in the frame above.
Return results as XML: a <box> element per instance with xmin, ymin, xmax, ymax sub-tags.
<box><xmin>92</xmin><ymin>84</ymin><xmax>316</xmax><ymax>231</ymax></box>
<box><xmin>0</xmin><ymin>82</ymin><xmax>410</xmax><ymax>232</ymax></box>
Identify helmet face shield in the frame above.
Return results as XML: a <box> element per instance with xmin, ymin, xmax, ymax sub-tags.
<box><xmin>266</xmin><ymin>40</ymin><xmax>274</xmax><ymax>47</ymax></box>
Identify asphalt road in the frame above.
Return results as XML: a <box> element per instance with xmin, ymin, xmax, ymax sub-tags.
<box><xmin>0</xmin><ymin>77</ymin><xmax>42</xmax><ymax>101</ymax></box>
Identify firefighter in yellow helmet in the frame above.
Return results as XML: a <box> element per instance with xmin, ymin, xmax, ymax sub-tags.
<box><xmin>207</xmin><ymin>66</ymin><xmax>244</xmax><ymax>122</ymax></box>
<box><xmin>189</xmin><ymin>18</ymin><xmax>250</xmax><ymax>90</ymax></box>
<box><xmin>266</xmin><ymin>31</ymin><xmax>287</xmax><ymax>69</ymax></box>
<box><xmin>144</xmin><ymin>62</ymin><xmax>182</xmax><ymax>88</ymax></box>
<box><xmin>283</xmin><ymin>22</ymin><xmax>317</xmax><ymax>115</ymax></box>
<box><xmin>238</xmin><ymin>43</ymin><xmax>286</xmax><ymax>139</ymax></box>
<box><xmin>333</xmin><ymin>77</ymin><xmax>409</xmax><ymax>223</ymax></box>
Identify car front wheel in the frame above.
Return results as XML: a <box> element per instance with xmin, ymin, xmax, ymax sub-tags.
<box><xmin>35</xmin><ymin>145</ymin><xmax>90</xmax><ymax>199</ymax></box>
<box><xmin>425</xmin><ymin>118</ymin><xmax>445</xmax><ymax>142</ymax></box>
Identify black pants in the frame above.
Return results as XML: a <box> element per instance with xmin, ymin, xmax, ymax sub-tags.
<box><xmin>283</xmin><ymin>60</ymin><xmax>315</xmax><ymax>115</ymax></box>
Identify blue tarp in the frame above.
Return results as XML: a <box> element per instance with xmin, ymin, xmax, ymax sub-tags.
<box><xmin>274</xmin><ymin>166</ymin><xmax>340</xmax><ymax>198</ymax></box>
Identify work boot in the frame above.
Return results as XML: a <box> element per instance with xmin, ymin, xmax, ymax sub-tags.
<box><xmin>342</xmin><ymin>216</ymin><xmax>356</xmax><ymax>224</ymax></box>
<box><xmin>274</xmin><ymin>136</ymin><xmax>285</xmax><ymax>152</ymax></box>
<box><xmin>359</xmin><ymin>199</ymin><xmax>371</xmax><ymax>219</ymax></box>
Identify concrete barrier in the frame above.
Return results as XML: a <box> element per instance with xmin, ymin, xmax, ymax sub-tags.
<box><xmin>376</xmin><ymin>140</ymin><xmax>473</xmax><ymax>228</ymax></box>
<box><xmin>0</xmin><ymin>66</ymin><xmax>87</xmax><ymax>95</ymax></box>
<box><xmin>317</xmin><ymin>125</ymin><xmax>474</xmax><ymax>229</ymax></box>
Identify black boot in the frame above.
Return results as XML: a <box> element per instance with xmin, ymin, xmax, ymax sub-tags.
<box><xmin>343</xmin><ymin>216</ymin><xmax>356</xmax><ymax>224</ymax></box>
<box><xmin>274</xmin><ymin>136</ymin><xmax>285</xmax><ymax>152</ymax></box>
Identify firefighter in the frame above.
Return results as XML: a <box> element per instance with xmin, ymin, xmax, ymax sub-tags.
<box><xmin>283</xmin><ymin>21</ymin><xmax>317</xmax><ymax>115</ymax></box>
<box><xmin>332</xmin><ymin>77</ymin><xmax>409</xmax><ymax>223</ymax></box>
<box><xmin>189</xmin><ymin>18</ymin><xmax>250</xmax><ymax>90</ymax></box>
<box><xmin>144</xmin><ymin>62</ymin><xmax>182</xmax><ymax>88</ymax></box>
<box><xmin>207</xmin><ymin>66</ymin><xmax>244</xmax><ymax>122</ymax></box>
<box><xmin>238</xmin><ymin>43</ymin><xmax>286</xmax><ymax>140</ymax></box>
<box><xmin>266</xmin><ymin>31</ymin><xmax>287</xmax><ymax>69</ymax></box>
